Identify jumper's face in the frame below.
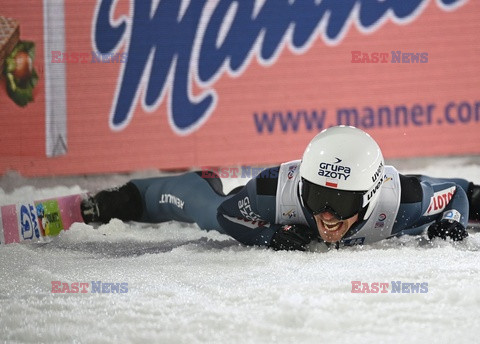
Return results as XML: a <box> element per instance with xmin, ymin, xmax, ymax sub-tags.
<box><xmin>314</xmin><ymin>211</ymin><xmax>359</xmax><ymax>243</ymax></box>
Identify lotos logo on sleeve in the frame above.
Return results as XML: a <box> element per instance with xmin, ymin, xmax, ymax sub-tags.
<box><xmin>423</xmin><ymin>186</ymin><xmax>456</xmax><ymax>216</ymax></box>
<box><xmin>92</xmin><ymin>0</ymin><xmax>465</xmax><ymax>134</ymax></box>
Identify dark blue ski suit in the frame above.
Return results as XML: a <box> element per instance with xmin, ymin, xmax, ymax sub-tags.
<box><xmin>128</xmin><ymin>160</ymin><xmax>475</xmax><ymax>248</ymax></box>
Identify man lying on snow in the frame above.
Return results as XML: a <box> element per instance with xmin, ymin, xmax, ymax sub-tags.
<box><xmin>81</xmin><ymin>126</ymin><xmax>480</xmax><ymax>250</ymax></box>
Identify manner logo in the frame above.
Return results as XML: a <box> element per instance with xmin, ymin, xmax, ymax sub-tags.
<box><xmin>92</xmin><ymin>0</ymin><xmax>466</xmax><ymax>134</ymax></box>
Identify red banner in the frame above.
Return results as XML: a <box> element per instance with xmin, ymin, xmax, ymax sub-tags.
<box><xmin>1</xmin><ymin>0</ymin><xmax>479</xmax><ymax>176</ymax></box>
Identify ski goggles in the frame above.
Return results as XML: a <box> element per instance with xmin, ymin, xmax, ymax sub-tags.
<box><xmin>301</xmin><ymin>178</ymin><xmax>367</xmax><ymax>220</ymax></box>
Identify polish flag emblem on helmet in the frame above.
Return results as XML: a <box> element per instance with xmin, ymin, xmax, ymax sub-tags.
<box><xmin>325</xmin><ymin>179</ymin><xmax>338</xmax><ymax>188</ymax></box>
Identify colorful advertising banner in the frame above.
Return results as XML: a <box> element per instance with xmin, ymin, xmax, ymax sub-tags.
<box><xmin>0</xmin><ymin>0</ymin><xmax>479</xmax><ymax>176</ymax></box>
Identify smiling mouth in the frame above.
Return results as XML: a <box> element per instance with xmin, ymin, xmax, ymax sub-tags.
<box><xmin>322</xmin><ymin>220</ymin><xmax>343</xmax><ymax>232</ymax></box>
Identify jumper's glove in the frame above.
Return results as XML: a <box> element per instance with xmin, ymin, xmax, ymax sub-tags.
<box><xmin>269</xmin><ymin>224</ymin><xmax>316</xmax><ymax>251</ymax></box>
<box><xmin>427</xmin><ymin>219</ymin><xmax>468</xmax><ymax>241</ymax></box>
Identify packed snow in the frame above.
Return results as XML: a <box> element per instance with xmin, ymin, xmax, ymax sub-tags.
<box><xmin>1</xmin><ymin>157</ymin><xmax>480</xmax><ymax>343</ymax></box>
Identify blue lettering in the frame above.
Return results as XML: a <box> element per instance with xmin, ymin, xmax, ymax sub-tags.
<box><xmin>20</xmin><ymin>205</ymin><xmax>33</xmax><ymax>239</ymax></box>
<box><xmin>91</xmin><ymin>281</ymin><xmax>102</xmax><ymax>293</ymax></box>
<box><xmin>30</xmin><ymin>204</ymin><xmax>40</xmax><ymax>238</ymax></box>
<box><xmin>95</xmin><ymin>0</ymin><xmax>211</xmax><ymax>132</ymax></box>
<box><xmin>20</xmin><ymin>204</ymin><xmax>40</xmax><ymax>240</ymax></box>
<box><xmin>410</xmin><ymin>283</ymin><xmax>420</xmax><ymax>293</ymax></box>
<box><xmin>109</xmin><ymin>53</ymin><xmax>119</xmax><ymax>63</ymax></box>
<box><xmin>420</xmin><ymin>52</ymin><xmax>428</xmax><ymax>63</ymax></box>
<box><xmin>258</xmin><ymin>168</ymin><xmax>271</xmax><ymax>179</ymax></box>
<box><xmin>391</xmin><ymin>51</ymin><xmax>401</xmax><ymax>63</ymax></box>
<box><xmin>109</xmin><ymin>283</ymin><xmax>119</xmax><ymax>293</ymax></box>
<box><xmin>91</xmin><ymin>51</ymin><xmax>102</xmax><ymax>63</ymax></box>
<box><xmin>93</xmin><ymin>0</ymin><xmax>463</xmax><ymax>134</ymax></box>
<box><xmin>241</xmin><ymin>166</ymin><xmax>252</xmax><ymax>178</ymax></box>
<box><xmin>102</xmin><ymin>283</ymin><xmax>112</xmax><ymax>293</ymax></box>
<box><xmin>391</xmin><ymin>280</ymin><xmax>402</xmax><ymax>293</ymax></box>
<box><xmin>102</xmin><ymin>53</ymin><xmax>113</xmax><ymax>63</ymax></box>
<box><xmin>251</xmin><ymin>167</ymin><xmax>264</xmax><ymax>178</ymax></box>
<box><xmin>269</xmin><ymin>167</ymin><xmax>279</xmax><ymax>179</ymax></box>
<box><xmin>402</xmin><ymin>283</ymin><xmax>412</xmax><ymax>293</ymax></box>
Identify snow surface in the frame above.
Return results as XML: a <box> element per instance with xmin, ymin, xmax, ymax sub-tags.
<box><xmin>1</xmin><ymin>157</ymin><xmax>480</xmax><ymax>344</ymax></box>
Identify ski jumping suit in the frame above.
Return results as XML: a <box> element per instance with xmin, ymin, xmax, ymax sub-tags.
<box><xmin>118</xmin><ymin>160</ymin><xmax>474</xmax><ymax>248</ymax></box>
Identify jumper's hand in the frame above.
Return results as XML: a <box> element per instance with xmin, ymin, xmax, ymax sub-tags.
<box><xmin>427</xmin><ymin>219</ymin><xmax>468</xmax><ymax>241</ymax></box>
<box><xmin>269</xmin><ymin>224</ymin><xmax>316</xmax><ymax>251</ymax></box>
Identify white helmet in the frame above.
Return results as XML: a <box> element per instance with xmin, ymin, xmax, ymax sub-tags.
<box><xmin>299</xmin><ymin>126</ymin><xmax>384</xmax><ymax>220</ymax></box>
